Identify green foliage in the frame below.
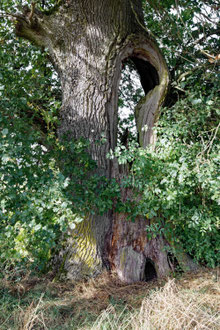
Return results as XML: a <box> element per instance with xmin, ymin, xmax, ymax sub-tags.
<box><xmin>0</xmin><ymin>0</ymin><xmax>61</xmax><ymax>13</ymax></box>
<box><xmin>0</xmin><ymin>16</ymin><xmax>68</xmax><ymax>272</ymax></box>
<box><xmin>0</xmin><ymin>113</ymin><xmax>82</xmax><ymax>272</ymax></box>
<box><xmin>139</xmin><ymin>0</ymin><xmax>220</xmax><ymax>267</ymax></box>
<box><xmin>142</xmin><ymin>0</ymin><xmax>219</xmax><ymax>105</ymax></box>
<box><xmin>110</xmin><ymin>0</ymin><xmax>220</xmax><ymax>267</ymax></box>
<box><xmin>54</xmin><ymin>136</ymin><xmax>120</xmax><ymax>216</ymax></box>
<box><xmin>0</xmin><ymin>116</ymin><xmax>118</xmax><ymax>272</ymax></box>
<box><xmin>0</xmin><ymin>23</ymin><xmax>120</xmax><ymax>272</ymax></box>
<box><xmin>111</xmin><ymin>92</ymin><xmax>220</xmax><ymax>267</ymax></box>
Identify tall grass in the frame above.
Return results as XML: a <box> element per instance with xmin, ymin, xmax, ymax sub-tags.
<box><xmin>90</xmin><ymin>279</ymin><xmax>220</xmax><ymax>330</ymax></box>
<box><xmin>0</xmin><ymin>268</ymin><xmax>219</xmax><ymax>329</ymax></box>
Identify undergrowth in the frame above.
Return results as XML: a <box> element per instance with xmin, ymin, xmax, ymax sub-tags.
<box><xmin>0</xmin><ymin>268</ymin><xmax>219</xmax><ymax>329</ymax></box>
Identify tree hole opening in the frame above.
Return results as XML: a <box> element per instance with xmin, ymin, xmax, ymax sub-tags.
<box><xmin>144</xmin><ymin>258</ymin><xmax>157</xmax><ymax>281</ymax></box>
<box><xmin>118</xmin><ymin>57</ymin><xmax>159</xmax><ymax>146</ymax></box>
<box><xmin>130</xmin><ymin>57</ymin><xmax>159</xmax><ymax>95</ymax></box>
<box><xmin>118</xmin><ymin>58</ymin><xmax>143</xmax><ymax>145</ymax></box>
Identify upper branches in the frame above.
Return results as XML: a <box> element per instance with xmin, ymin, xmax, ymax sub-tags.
<box><xmin>0</xmin><ymin>1</ymin><xmax>63</xmax><ymax>48</ymax></box>
<box><xmin>14</xmin><ymin>3</ymin><xmax>49</xmax><ymax>48</ymax></box>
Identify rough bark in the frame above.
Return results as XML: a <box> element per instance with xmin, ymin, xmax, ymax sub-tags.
<box><xmin>14</xmin><ymin>0</ymin><xmax>196</xmax><ymax>282</ymax></box>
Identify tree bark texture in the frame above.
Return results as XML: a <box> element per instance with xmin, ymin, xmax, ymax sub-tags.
<box><xmin>15</xmin><ymin>0</ymin><xmax>191</xmax><ymax>282</ymax></box>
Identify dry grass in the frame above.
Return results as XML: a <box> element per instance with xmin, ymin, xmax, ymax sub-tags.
<box><xmin>17</xmin><ymin>294</ymin><xmax>46</xmax><ymax>330</ymax></box>
<box><xmin>0</xmin><ymin>268</ymin><xmax>219</xmax><ymax>329</ymax></box>
<box><xmin>91</xmin><ymin>278</ymin><xmax>219</xmax><ymax>330</ymax></box>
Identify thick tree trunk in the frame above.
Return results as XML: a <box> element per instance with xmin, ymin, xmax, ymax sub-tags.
<box><xmin>15</xmin><ymin>0</ymin><xmax>195</xmax><ymax>282</ymax></box>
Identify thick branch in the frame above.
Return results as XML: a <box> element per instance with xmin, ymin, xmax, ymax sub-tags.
<box><xmin>14</xmin><ymin>5</ymin><xmax>47</xmax><ymax>47</ymax></box>
<box><xmin>13</xmin><ymin>2</ymin><xmax>64</xmax><ymax>48</ymax></box>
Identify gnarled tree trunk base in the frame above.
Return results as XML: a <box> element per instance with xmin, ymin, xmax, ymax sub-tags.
<box><xmin>109</xmin><ymin>214</ymin><xmax>171</xmax><ymax>282</ymax></box>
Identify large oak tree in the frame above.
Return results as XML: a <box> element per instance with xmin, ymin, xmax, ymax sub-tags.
<box><xmin>11</xmin><ymin>0</ymin><xmax>197</xmax><ymax>282</ymax></box>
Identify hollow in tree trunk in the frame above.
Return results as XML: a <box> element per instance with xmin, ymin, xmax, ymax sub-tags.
<box><xmin>14</xmin><ymin>0</ymin><xmax>197</xmax><ymax>282</ymax></box>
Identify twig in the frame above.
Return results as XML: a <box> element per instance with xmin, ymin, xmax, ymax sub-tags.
<box><xmin>207</xmin><ymin>122</ymin><xmax>219</xmax><ymax>155</ymax></box>
<box><xmin>177</xmin><ymin>62</ymin><xmax>213</xmax><ymax>82</ymax></box>
<box><xmin>197</xmin><ymin>123</ymin><xmax>220</xmax><ymax>159</ymax></box>
<box><xmin>173</xmin><ymin>85</ymin><xmax>186</xmax><ymax>93</ymax></box>
<box><xmin>29</xmin><ymin>2</ymin><xmax>36</xmax><ymax>22</ymax></box>
<box><xmin>201</xmin><ymin>49</ymin><xmax>216</xmax><ymax>60</ymax></box>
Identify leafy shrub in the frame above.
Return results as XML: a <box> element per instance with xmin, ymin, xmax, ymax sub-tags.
<box><xmin>111</xmin><ymin>92</ymin><xmax>220</xmax><ymax>267</ymax></box>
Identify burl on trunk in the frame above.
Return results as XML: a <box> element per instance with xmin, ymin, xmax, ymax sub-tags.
<box><xmin>14</xmin><ymin>0</ymin><xmax>195</xmax><ymax>282</ymax></box>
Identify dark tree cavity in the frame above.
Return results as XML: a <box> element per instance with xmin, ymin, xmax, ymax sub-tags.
<box><xmin>131</xmin><ymin>57</ymin><xmax>159</xmax><ymax>95</ymax></box>
<box><xmin>13</xmin><ymin>0</ymin><xmax>197</xmax><ymax>282</ymax></box>
<box><xmin>144</xmin><ymin>258</ymin><xmax>157</xmax><ymax>281</ymax></box>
